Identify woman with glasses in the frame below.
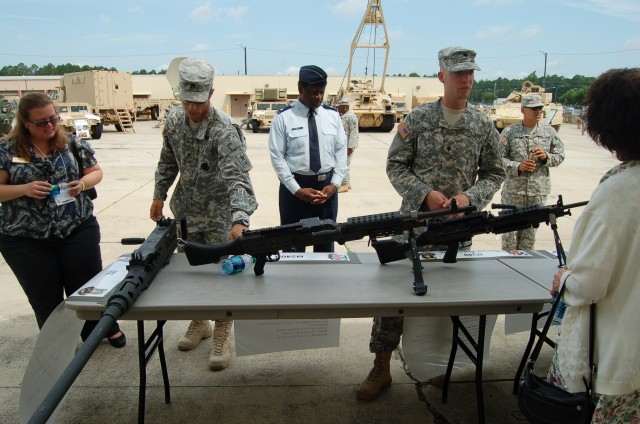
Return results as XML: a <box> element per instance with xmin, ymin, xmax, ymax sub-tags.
<box><xmin>0</xmin><ymin>92</ymin><xmax>125</xmax><ymax>347</ymax></box>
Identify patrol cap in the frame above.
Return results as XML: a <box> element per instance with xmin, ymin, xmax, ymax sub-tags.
<box><xmin>178</xmin><ymin>58</ymin><xmax>215</xmax><ymax>103</ymax></box>
<box><xmin>299</xmin><ymin>65</ymin><xmax>327</xmax><ymax>86</ymax></box>
<box><xmin>336</xmin><ymin>97</ymin><xmax>350</xmax><ymax>106</ymax></box>
<box><xmin>438</xmin><ymin>47</ymin><xmax>481</xmax><ymax>72</ymax></box>
<box><xmin>521</xmin><ymin>94</ymin><xmax>544</xmax><ymax>108</ymax></box>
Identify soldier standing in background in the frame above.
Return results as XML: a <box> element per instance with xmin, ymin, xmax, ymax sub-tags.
<box><xmin>500</xmin><ymin>93</ymin><xmax>565</xmax><ymax>251</ymax></box>
<box><xmin>356</xmin><ymin>46</ymin><xmax>505</xmax><ymax>401</ymax></box>
<box><xmin>336</xmin><ymin>98</ymin><xmax>359</xmax><ymax>193</ymax></box>
<box><xmin>150</xmin><ymin>57</ymin><xmax>258</xmax><ymax>371</ymax></box>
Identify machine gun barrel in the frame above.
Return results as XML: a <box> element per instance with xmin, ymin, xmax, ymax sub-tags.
<box><xmin>182</xmin><ymin>205</ymin><xmax>476</xmax><ymax>275</ymax></box>
<box><xmin>28</xmin><ymin>218</ymin><xmax>178</xmax><ymax>424</ymax></box>
<box><xmin>374</xmin><ymin>196</ymin><xmax>588</xmax><ymax>265</ymax></box>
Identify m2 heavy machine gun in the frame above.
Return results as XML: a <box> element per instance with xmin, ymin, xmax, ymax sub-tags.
<box><xmin>373</xmin><ymin>196</ymin><xmax>587</xmax><ymax>268</ymax></box>
<box><xmin>182</xmin><ymin>203</ymin><xmax>476</xmax><ymax>295</ymax></box>
<box><xmin>28</xmin><ymin>218</ymin><xmax>178</xmax><ymax>424</ymax></box>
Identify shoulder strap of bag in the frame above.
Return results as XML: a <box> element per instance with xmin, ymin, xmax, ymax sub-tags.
<box><xmin>69</xmin><ymin>139</ymin><xmax>84</xmax><ymax>174</ymax></box>
<box><xmin>528</xmin><ymin>284</ymin><xmax>595</xmax><ymax>394</ymax></box>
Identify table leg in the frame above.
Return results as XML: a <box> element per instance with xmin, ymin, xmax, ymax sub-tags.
<box><xmin>137</xmin><ymin>321</ymin><xmax>146</xmax><ymax>424</ymax></box>
<box><xmin>513</xmin><ymin>312</ymin><xmax>556</xmax><ymax>394</ymax></box>
<box><xmin>136</xmin><ymin>320</ymin><xmax>171</xmax><ymax>424</ymax></box>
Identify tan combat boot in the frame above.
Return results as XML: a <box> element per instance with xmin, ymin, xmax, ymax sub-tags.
<box><xmin>208</xmin><ymin>320</ymin><xmax>232</xmax><ymax>371</ymax></box>
<box><xmin>356</xmin><ymin>351</ymin><xmax>393</xmax><ymax>400</ymax></box>
<box><xmin>178</xmin><ymin>320</ymin><xmax>212</xmax><ymax>351</ymax></box>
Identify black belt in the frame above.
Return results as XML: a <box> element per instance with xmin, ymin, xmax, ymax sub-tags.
<box><xmin>293</xmin><ymin>170</ymin><xmax>333</xmax><ymax>182</ymax></box>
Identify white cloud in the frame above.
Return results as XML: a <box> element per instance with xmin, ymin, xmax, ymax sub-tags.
<box><xmin>190</xmin><ymin>2</ymin><xmax>248</xmax><ymax>22</ymax></box>
<box><xmin>127</xmin><ymin>6</ymin><xmax>143</xmax><ymax>14</ymax></box>
<box><xmin>473</xmin><ymin>0</ymin><xmax>523</xmax><ymax>5</ymax></box>
<box><xmin>278</xmin><ymin>66</ymin><xmax>301</xmax><ymax>76</ymax></box>
<box><xmin>475</xmin><ymin>23</ymin><xmax>514</xmax><ymax>40</ymax></box>
<box><xmin>564</xmin><ymin>0</ymin><xmax>640</xmax><ymax>23</ymax></box>
<box><xmin>100</xmin><ymin>14</ymin><xmax>112</xmax><ymax>25</ymax></box>
<box><xmin>192</xmin><ymin>44</ymin><xmax>210</xmax><ymax>52</ymax></box>
<box><xmin>331</xmin><ymin>0</ymin><xmax>368</xmax><ymax>16</ymax></box>
<box><xmin>624</xmin><ymin>37</ymin><xmax>640</xmax><ymax>49</ymax></box>
<box><xmin>475</xmin><ymin>23</ymin><xmax>542</xmax><ymax>43</ymax></box>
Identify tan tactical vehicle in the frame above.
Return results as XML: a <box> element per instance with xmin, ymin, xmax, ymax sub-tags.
<box><xmin>0</xmin><ymin>95</ymin><xmax>17</xmax><ymax>136</ymax></box>
<box><xmin>54</xmin><ymin>102</ymin><xmax>103</xmax><ymax>139</ymax></box>
<box><xmin>487</xmin><ymin>81</ymin><xmax>563</xmax><ymax>132</ymax></box>
<box><xmin>249</xmin><ymin>87</ymin><xmax>289</xmax><ymax>133</ymax></box>
<box><xmin>391</xmin><ymin>94</ymin><xmax>409</xmax><ymax>122</ymax></box>
<box><xmin>330</xmin><ymin>0</ymin><xmax>397</xmax><ymax>132</ymax></box>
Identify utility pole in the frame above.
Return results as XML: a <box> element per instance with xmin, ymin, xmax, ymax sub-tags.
<box><xmin>540</xmin><ymin>51</ymin><xmax>547</xmax><ymax>89</ymax></box>
<box><xmin>237</xmin><ymin>44</ymin><xmax>247</xmax><ymax>75</ymax></box>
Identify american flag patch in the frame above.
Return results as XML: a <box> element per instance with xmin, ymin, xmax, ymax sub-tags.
<box><xmin>397</xmin><ymin>122</ymin><xmax>410</xmax><ymax>139</ymax></box>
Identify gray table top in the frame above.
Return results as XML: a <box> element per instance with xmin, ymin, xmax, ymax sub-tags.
<box><xmin>66</xmin><ymin>252</ymin><xmax>553</xmax><ymax>320</ymax></box>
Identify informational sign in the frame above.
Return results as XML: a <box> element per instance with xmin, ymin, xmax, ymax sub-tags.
<box><xmin>74</xmin><ymin>119</ymin><xmax>90</xmax><ymax>139</ymax></box>
<box><xmin>67</xmin><ymin>255</ymin><xmax>129</xmax><ymax>301</ymax></box>
<box><xmin>402</xmin><ymin>315</ymin><xmax>498</xmax><ymax>381</ymax></box>
<box><xmin>235</xmin><ymin>319</ymin><xmax>341</xmax><ymax>356</ymax></box>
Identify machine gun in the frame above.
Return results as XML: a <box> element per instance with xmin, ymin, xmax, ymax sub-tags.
<box><xmin>182</xmin><ymin>203</ymin><xmax>476</xmax><ymax>295</ymax></box>
<box><xmin>28</xmin><ymin>218</ymin><xmax>178</xmax><ymax>424</ymax></box>
<box><xmin>373</xmin><ymin>196</ymin><xmax>588</xmax><ymax>267</ymax></box>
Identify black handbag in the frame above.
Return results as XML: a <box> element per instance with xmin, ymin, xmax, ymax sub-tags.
<box><xmin>69</xmin><ymin>140</ymin><xmax>98</xmax><ymax>200</ymax></box>
<box><xmin>518</xmin><ymin>285</ymin><xmax>596</xmax><ymax>423</ymax></box>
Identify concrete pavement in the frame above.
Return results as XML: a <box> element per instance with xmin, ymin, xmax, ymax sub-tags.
<box><xmin>0</xmin><ymin>119</ymin><xmax>616</xmax><ymax>423</ymax></box>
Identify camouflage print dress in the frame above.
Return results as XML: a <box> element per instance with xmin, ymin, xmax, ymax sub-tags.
<box><xmin>369</xmin><ymin>101</ymin><xmax>506</xmax><ymax>352</ymax></box>
<box><xmin>153</xmin><ymin>105</ymin><xmax>258</xmax><ymax>244</ymax></box>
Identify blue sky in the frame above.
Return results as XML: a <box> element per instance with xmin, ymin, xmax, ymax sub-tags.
<box><xmin>2</xmin><ymin>0</ymin><xmax>639</xmax><ymax>81</ymax></box>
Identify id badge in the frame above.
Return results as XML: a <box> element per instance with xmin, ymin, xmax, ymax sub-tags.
<box><xmin>51</xmin><ymin>183</ymin><xmax>75</xmax><ymax>206</ymax></box>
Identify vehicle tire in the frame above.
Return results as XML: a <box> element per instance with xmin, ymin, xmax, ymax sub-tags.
<box><xmin>251</xmin><ymin>121</ymin><xmax>259</xmax><ymax>133</ymax></box>
<box><xmin>380</xmin><ymin>115</ymin><xmax>396</xmax><ymax>132</ymax></box>
<box><xmin>115</xmin><ymin>124</ymin><xmax>123</xmax><ymax>132</ymax></box>
<box><xmin>150</xmin><ymin>106</ymin><xmax>158</xmax><ymax>120</ymax></box>
<box><xmin>90</xmin><ymin>123</ymin><xmax>103</xmax><ymax>140</ymax></box>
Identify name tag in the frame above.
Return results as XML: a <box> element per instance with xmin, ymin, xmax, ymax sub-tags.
<box><xmin>11</xmin><ymin>156</ymin><xmax>29</xmax><ymax>164</ymax></box>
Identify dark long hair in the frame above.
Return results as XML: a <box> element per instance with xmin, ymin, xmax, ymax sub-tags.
<box><xmin>585</xmin><ymin>68</ymin><xmax>640</xmax><ymax>161</ymax></box>
<box><xmin>0</xmin><ymin>92</ymin><xmax>68</xmax><ymax>159</ymax></box>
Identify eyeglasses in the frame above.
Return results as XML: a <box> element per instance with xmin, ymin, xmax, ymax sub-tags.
<box><xmin>28</xmin><ymin>115</ymin><xmax>61</xmax><ymax>127</ymax></box>
<box><xmin>528</xmin><ymin>106</ymin><xmax>544</xmax><ymax>111</ymax></box>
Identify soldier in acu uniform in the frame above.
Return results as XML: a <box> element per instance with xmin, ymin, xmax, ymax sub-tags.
<box><xmin>150</xmin><ymin>57</ymin><xmax>258</xmax><ymax>371</ymax></box>
<box><xmin>336</xmin><ymin>97</ymin><xmax>359</xmax><ymax>193</ymax></box>
<box><xmin>500</xmin><ymin>93</ymin><xmax>565</xmax><ymax>251</ymax></box>
<box><xmin>356</xmin><ymin>47</ymin><xmax>506</xmax><ymax>401</ymax></box>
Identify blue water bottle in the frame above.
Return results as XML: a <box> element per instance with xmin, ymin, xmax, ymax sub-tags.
<box><xmin>552</xmin><ymin>299</ymin><xmax>566</xmax><ymax>326</ymax></box>
<box><xmin>219</xmin><ymin>255</ymin><xmax>256</xmax><ymax>275</ymax></box>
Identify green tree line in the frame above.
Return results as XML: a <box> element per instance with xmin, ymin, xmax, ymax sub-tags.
<box><xmin>0</xmin><ymin>63</ymin><xmax>165</xmax><ymax>76</ymax></box>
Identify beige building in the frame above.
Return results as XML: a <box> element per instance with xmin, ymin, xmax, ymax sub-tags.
<box><xmin>0</xmin><ymin>75</ymin><xmax>443</xmax><ymax>119</ymax></box>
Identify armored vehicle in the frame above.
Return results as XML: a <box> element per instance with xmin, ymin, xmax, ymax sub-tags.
<box><xmin>0</xmin><ymin>96</ymin><xmax>17</xmax><ymax>136</ymax></box>
<box><xmin>54</xmin><ymin>102</ymin><xmax>103</xmax><ymax>139</ymax></box>
<box><xmin>391</xmin><ymin>94</ymin><xmax>409</xmax><ymax>122</ymax></box>
<box><xmin>330</xmin><ymin>0</ymin><xmax>396</xmax><ymax>132</ymax></box>
<box><xmin>249</xmin><ymin>87</ymin><xmax>289</xmax><ymax>133</ymax></box>
<box><xmin>487</xmin><ymin>81</ymin><xmax>563</xmax><ymax>132</ymax></box>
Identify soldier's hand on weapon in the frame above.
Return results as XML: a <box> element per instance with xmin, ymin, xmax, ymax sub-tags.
<box><xmin>295</xmin><ymin>187</ymin><xmax>328</xmax><ymax>205</ymax></box>
<box><xmin>444</xmin><ymin>193</ymin><xmax>470</xmax><ymax>217</ymax></box>
<box><xmin>230</xmin><ymin>223</ymin><xmax>248</xmax><ymax>240</ymax></box>
<box><xmin>424</xmin><ymin>190</ymin><xmax>449</xmax><ymax>211</ymax></box>
<box><xmin>150</xmin><ymin>199</ymin><xmax>165</xmax><ymax>222</ymax></box>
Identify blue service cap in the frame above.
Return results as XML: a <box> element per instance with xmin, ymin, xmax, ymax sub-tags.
<box><xmin>299</xmin><ymin>65</ymin><xmax>327</xmax><ymax>86</ymax></box>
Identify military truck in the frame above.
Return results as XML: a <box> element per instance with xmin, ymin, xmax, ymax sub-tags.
<box><xmin>0</xmin><ymin>95</ymin><xmax>17</xmax><ymax>136</ymax></box>
<box><xmin>330</xmin><ymin>0</ymin><xmax>397</xmax><ymax>132</ymax></box>
<box><xmin>54</xmin><ymin>102</ymin><xmax>103</xmax><ymax>139</ymax></box>
<box><xmin>391</xmin><ymin>94</ymin><xmax>409</xmax><ymax>122</ymax></box>
<box><xmin>55</xmin><ymin>70</ymin><xmax>135</xmax><ymax>133</ymax></box>
<box><xmin>487</xmin><ymin>81</ymin><xmax>563</xmax><ymax>132</ymax></box>
<box><xmin>249</xmin><ymin>87</ymin><xmax>289</xmax><ymax>133</ymax></box>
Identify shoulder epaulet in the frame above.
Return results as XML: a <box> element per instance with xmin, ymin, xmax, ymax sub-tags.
<box><xmin>321</xmin><ymin>103</ymin><xmax>337</xmax><ymax>112</ymax></box>
<box><xmin>276</xmin><ymin>105</ymin><xmax>294</xmax><ymax>115</ymax></box>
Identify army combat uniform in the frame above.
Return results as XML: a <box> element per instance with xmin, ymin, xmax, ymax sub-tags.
<box><xmin>370</xmin><ymin>100</ymin><xmax>506</xmax><ymax>353</ymax></box>
<box><xmin>340</xmin><ymin>110</ymin><xmax>359</xmax><ymax>187</ymax></box>
<box><xmin>154</xmin><ymin>104</ymin><xmax>258</xmax><ymax>244</ymax></box>
<box><xmin>500</xmin><ymin>122</ymin><xmax>565</xmax><ymax>250</ymax></box>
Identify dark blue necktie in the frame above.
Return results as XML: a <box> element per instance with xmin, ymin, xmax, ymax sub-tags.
<box><xmin>308</xmin><ymin>109</ymin><xmax>321</xmax><ymax>173</ymax></box>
